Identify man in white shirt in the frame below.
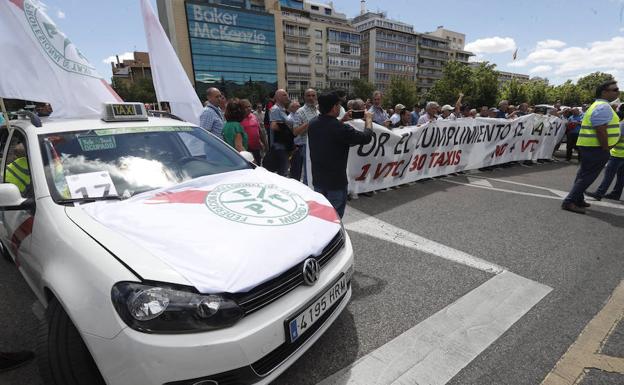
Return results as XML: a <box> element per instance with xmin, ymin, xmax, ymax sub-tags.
<box><xmin>417</xmin><ymin>102</ymin><xmax>439</xmax><ymax>125</ymax></box>
<box><xmin>390</xmin><ymin>103</ymin><xmax>405</xmax><ymax>125</ymax></box>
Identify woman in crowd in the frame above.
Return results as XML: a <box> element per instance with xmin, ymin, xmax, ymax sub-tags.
<box><xmin>222</xmin><ymin>98</ymin><xmax>248</xmax><ymax>152</ymax></box>
<box><xmin>240</xmin><ymin>99</ymin><xmax>265</xmax><ymax>164</ymax></box>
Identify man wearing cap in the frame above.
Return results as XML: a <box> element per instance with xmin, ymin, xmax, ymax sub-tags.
<box><xmin>390</xmin><ymin>104</ymin><xmax>405</xmax><ymax>126</ymax></box>
<box><xmin>440</xmin><ymin>104</ymin><xmax>457</xmax><ymax>120</ymax></box>
<box><xmin>562</xmin><ymin>80</ymin><xmax>621</xmax><ymax>213</ymax></box>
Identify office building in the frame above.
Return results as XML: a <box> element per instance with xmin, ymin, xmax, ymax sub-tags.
<box><xmin>110</xmin><ymin>51</ymin><xmax>152</xmax><ymax>87</ymax></box>
<box><xmin>352</xmin><ymin>11</ymin><xmax>417</xmax><ymax>92</ymax></box>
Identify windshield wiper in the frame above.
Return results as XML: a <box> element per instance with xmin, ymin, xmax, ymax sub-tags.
<box><xmin>59</xmin><ymin>196</ymin><xmax>124</xmax><ymax>204</ymax></box>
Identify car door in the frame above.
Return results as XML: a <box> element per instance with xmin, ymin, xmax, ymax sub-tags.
<box><xmin>0</xmin><ymin>128</ymin><xmax>38</xmax><ymax>287</ymax></box>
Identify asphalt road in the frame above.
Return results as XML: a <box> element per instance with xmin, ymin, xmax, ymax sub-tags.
<box><xmin>2</xmin><ymin>155</ymin><xmax>624</xmax><ymax>385</ymax></box>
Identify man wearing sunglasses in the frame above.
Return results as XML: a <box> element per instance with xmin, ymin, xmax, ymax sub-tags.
<box><xmin>562</xmin><ymin>80</ymin><xmax>621</xmax><ymax>214</ymax></box>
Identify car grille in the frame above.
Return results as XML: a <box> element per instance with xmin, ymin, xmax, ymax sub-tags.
<box><xmin>232</xmin><ymin>229</ymin><xmax>345</xmax><ymax>315</ymax></box>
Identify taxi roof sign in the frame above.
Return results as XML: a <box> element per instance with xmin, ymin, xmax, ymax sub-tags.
<box><xmin>102</xmin><ymin>103</ymin><xmax>148</xmax><ymax>122</ymax></box>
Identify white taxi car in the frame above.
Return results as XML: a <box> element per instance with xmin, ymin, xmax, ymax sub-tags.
<box><xmin>0</xmin><ymin>104</ymin><xmax>353</xmax><ymax>385</ymax></box>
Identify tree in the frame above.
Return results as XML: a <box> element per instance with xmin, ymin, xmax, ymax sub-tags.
<box><xmin>552</xmin><ymin>80</ymin><xmax>582</xmax><ymax>106</ymax></box>
<box><xmin>525</xmin><ymin>79</ymin><xmax>550</xmax><ymax>105</ymax></box>
<box><xmin>351</xmin><ymin>77</ymin><xmax>376</xmax><ymax>101</ymax></box>
<box><xmin>577</xmin><ymin>72</ymin><xmax>614</xmax><ymax>102</ymax></box>
<box><xmin>426</xmin><ymin>60</ymin><xmax>472</xmax><ymax>105</ymax></box>
<box><xmin>500</xmin><ymin>78</ymin><xmax>528</xmax><ymax>105</ymax></box>
<box><xmin>112</xmin><ymin>78</ymin><xmax>156</xmax><ymax>104</ymax></box>
<box><xmin>469</xmin><ymin>62</ymin><xmax>499</xmax><ymax>108</ymax></box>
<box><xmin>232</xmin><ymin>79</ymin><xmax>266</xmax><ymax>105</ymax></box>
<box><xmin>384</xmin><ymin>76</ymin><xmax>417</xmax><ymax>109</ymax></box>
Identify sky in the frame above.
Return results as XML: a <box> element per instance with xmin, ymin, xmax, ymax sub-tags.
<box><xmin>36</xmin><ymin>0</ymin><xmax>624</xmax><ymax>86</ymax></box>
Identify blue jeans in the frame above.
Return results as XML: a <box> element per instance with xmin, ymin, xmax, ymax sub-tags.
<box><xmin>564</xmin><ymin>147</ymin><xmax>611</xmax><ymax>204</ymax></box>
<box><xmin>596</xmin><ymin>156</ymin><xmax>624</xmax><ymax>198</ymax></box>
<box><xmin>289</xmin><ymin>144</ymin><xmax>307</xmax><ymax>184</ymax></box>
<box><xmin>314</xmin><ymin>186</ymin><xmax>347</xmax><ymax>218</ymax></box>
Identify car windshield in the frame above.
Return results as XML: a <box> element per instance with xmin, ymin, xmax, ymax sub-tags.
<box><xmin>39</xmin><ymin>125</ymin><xmax>252</xmax><ymax>203</ymax></box>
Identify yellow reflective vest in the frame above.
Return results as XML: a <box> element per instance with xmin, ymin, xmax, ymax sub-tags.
<box><xmin>577</xmin><ymin>100</ymin><xmax>620</xmax><ymax>147</ymax></box>
<box><xmin>5</xmin><ymin>157</ymin><xmax>30</xmax><ymax>193</ymax></box>
<box><xmin>611</xmin><ymin>125</ymin><xmax>624</xmax><ymax>158</ymax></box>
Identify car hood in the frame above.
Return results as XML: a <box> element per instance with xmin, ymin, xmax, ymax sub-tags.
<box><xmin>65</xmin><ymin>168</ymin><xmax>341</xmax><ymax>293</ymax></box>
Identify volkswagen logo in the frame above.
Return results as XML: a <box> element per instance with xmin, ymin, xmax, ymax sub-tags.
<box><xmin>302</xmin><ymin>258</ymin><xmax>320</xmax><ymax>286</ymax></box>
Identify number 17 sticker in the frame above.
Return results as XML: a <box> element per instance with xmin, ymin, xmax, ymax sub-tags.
<box><xmin>65</xmin><ymin>171</ymin><xmax>118</xmax><ymax>199</ymax></box>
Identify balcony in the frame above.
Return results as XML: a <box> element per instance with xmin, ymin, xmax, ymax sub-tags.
<box><xmin>282</xmin><ymin>13</ymin><xmax>310</xmax><ymax>25</ymax></box>
<box><xmin>284</xmin><ymin>32</ymin><xmax>310</xmax><ymax>41</ymax></box>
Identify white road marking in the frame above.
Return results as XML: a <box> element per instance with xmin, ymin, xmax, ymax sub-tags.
<box><xmin>442</xmin><ymin>177</ymin><xmax>624</xmax><ymax>210</ymax></box>
<box><xmin>468</xmin><ymin>175</ymin><xmax>569</xmax><ymax>198</ymax></box>
<box><xmin>317</xmin><ymin>271</ymin><xmax>552</xmax><ymax>385</ymax></box>
<box><xmin>466</xmin><ymin>177</ymin><xmax>494</xmax><ymax>188</ymax></box>
<box><xmin>343</xmin><ymin>208</ymin><xmax>505</xmax><ymax>274</ymax></box>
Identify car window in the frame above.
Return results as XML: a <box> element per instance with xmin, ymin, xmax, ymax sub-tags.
<box><xmin>39</xmin><ymin>125</ymin><xmax>252</xmax><ymax>202</ymax></box>
<box><xmin>4</xmin><ymin>131</ymin><xmax>32</xmax><ymax>198</ymax></box>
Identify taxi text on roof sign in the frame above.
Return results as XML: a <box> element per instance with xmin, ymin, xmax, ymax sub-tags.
<box><xmin>101</xmin><ymin>103</ymin><xmax>148</xmax><ymax>122</ymax></box>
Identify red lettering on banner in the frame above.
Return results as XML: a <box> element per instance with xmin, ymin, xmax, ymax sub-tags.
<box><xmin>493</xmin><ymin>144</ymin><xmax>507</xmax><ymax>158</ymax></box>
<box><xmin>428</xmin><ymin>152</ymin><xmax>440</xmax><ymax>168</ymax></box>
<box><xmin>391</xmin><ymin>161</ymin><xmax>404</xmax><ymax>176</ymax></box>
<box><xmin>409</xmin><ymin>154</ymin><xmax>427</xmax><ymax>171</ymax></box>
<box><xmin>521</xmin><ymin>140</ymin><xmax>539</xmax><ymax>152</ymax></box>
<box><xmin>373</xmin><ymin>163</ymin><xmax>393</xmax><ymax>179</ymax></box>
<box><xmin>355</xmin><ymin>164</ymin><xmax>371</xmax><ymax>181</ymax></box>
<box><xmin>455</xmin><ymin>150</ymin><xmax>462</xmax><ymax>165</ymax></box>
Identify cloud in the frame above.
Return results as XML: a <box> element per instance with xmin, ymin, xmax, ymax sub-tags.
<box><xmin>529</xmin><ymin>65</ymin><xmax>552</xmax><ymax>73</ymax></box>
<box><xmin>619</xmin><ymin>27</ymin><xmax>624</xmax><ymax>32</ymax></box>
<box><xmin>102</xmin><ymin>52</ymin><xmax>134</xmax><ymax>65</ymax></box>
<box><xmin>465</xmin><ymin>37</ymin><xmax>516</xmax><ymax>54</ymax></box>
<box><xmin>506</xmin><ymin>36</ymin><xmax>624</xmax><ymax>82</ymax></box>
<box><xmin>468</xmin><ymin>53</ymin><xmax>484</xmax><ymax>63</ymax></box>
<box><xmin>56</xmin><ymin>10</ymin><xmax>65</xmax><ymax>19</ymax></box>
<box><xmin>535</xmin><ymin>39</ymin><xmax>566</xmax><ymax>49</ymax></box>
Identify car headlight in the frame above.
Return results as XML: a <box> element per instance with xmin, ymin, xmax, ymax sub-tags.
<box><xmin>111</xmin><ymin>282</ymin><xmax>243</xmax><ymax>333</ymax></box>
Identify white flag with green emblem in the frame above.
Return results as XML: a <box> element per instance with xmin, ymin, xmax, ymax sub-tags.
<box><xmin>0</xmin><ymin>0</ymin><xmax>122</xmax><ymax>118</ymax></box>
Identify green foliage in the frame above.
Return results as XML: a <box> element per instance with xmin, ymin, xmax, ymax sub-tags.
<box><xmin>426</xmin><ymin>61</ymin><xmax>472</xmax><ymax>105</ymax></box>
<box><xmin>524</xmin><ymin>79</ymin><xmax>550</xmax><ymax>105</ymax></box>
<box><xmin>466</xmin><ymin>62</ymin><xmax>499</xmax><ymax>108</ymax></box>
<box><xmin>231</xmin><ymin>79</ymin><xmax>266</xmax><ymax>105</ymax></box>
<box><xmin>384</xmin><ymin>76</ymin><xmax>417</xmax><ymax>108</ymax></box>
<box><xmin>576</xmin><ymin>72</ymin><xmax>614</xmax><ymax>102</ymax></box>
<box><xmin>500</xmin><ymin>79</ymin><xmax>528</xmax><ymax>105</ymax></box>
<box><xmin>112</xmin><ymin>78</ymin><xmax>156</xmax><ymax>104</ymax></box>
<box><xmin>351</xmin><ymin>77</ymin><xmax>376</xmax><ymax>101</ymax></box>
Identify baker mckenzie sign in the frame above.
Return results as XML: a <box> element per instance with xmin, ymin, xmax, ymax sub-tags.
<box><xmin>188</xmin><ymin>4</ymin><xmax>270</xmax><ymax>45</ymax></box>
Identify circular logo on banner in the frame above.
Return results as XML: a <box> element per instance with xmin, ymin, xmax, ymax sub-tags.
<box><xmin>205</xmin><ymin>183</ymin><xmax>309</xmax><ymax>226</ymax></box>
<box><xmin>23</xmin><ymin>0</ymin><xmax>101</xmax><ymax>78</ymax></box>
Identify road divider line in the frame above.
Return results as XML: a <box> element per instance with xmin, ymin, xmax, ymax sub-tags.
<box><xmin>316</xmin><ymin>271</ymin><xmax>552</xmax><ymax>385</ymax></box>
<box><xmin>468</xmin><ymin>175</ymin><xmax>569</xmax><ymax>197</ymax></box>
<box><xmin>442</xmin><ymin>178</ymin><xmax>624</xmax><ymax>210</ymax></box>
<box><xmin>343</xmin><ymin>208</ymin><xmax>505</xmax><ymax>274</ymax></box>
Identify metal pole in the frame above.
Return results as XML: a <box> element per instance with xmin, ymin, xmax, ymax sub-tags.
<box><xmin>0</xmin><ymin>97</ymin><xmax>9</xmax><ymax>126</ymax></box>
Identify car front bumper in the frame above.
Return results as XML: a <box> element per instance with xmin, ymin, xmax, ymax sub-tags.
<box><xmin>84</xmin><ymin>233</ymin><xmax>354</xmax><ymax>385</ymax></box>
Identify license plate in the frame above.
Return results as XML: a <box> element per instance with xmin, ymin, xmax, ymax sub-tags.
<box><xmin>287</xmin><ymin>275</ymin><xmax>347</xmax><ymax>343</ymax></box>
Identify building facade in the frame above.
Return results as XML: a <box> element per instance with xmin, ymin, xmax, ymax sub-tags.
<box><xmin>352</xmin><ymin>11</ymin><xmax>417</xmax><ymax>92</ymax></box>
<box><xmin>111</xmin><ymin>51</ymin><xmax>152</xmax><ymax>87</ymax></box>
<box><xmin>279</xmin><ymin>0</ymin><xmax>360</xmax><ymax>100</ymax></box>
<box><xmin>157</xmin><ymin>0</ymin><xmax>284</xmax><ymax>98</ymax></box>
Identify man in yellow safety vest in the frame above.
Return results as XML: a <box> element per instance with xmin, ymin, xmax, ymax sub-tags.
<box><xmin>585</xmin><ymin>103</ymin><xmax>624</xmax><ymax>201</ymax></box>
<box><xmin>562</xmin><ymin>80</ymin><xmax>621</xmax><ymax>214</ymax></box>
<box><xmin>5</xmin><ymin>143</ymin><xmax>30</xmax><ymax>194</ymax></box>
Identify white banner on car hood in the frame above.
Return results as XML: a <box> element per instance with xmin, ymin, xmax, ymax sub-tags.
<box><xmin>82</xmin><ymin>169</ymin><xmax>341</xmax><ymax>293</ymax></box>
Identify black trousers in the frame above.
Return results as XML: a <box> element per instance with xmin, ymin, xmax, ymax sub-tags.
<box><xmin>563</xmin><ymin>147</ymin><xmax>610</xmax><ymax>204</ymax></box>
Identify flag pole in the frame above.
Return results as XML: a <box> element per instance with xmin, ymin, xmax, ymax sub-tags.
<box><xmin>0</xmin><ymin>97</ymin><xmax>10</xmax><ymax>126</ymax></box>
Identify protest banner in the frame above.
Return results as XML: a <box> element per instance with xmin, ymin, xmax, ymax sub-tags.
<box><xmin>344</xmin><ymin>114</ymin><xmax>565</xmax><ymax>193</ymax></box>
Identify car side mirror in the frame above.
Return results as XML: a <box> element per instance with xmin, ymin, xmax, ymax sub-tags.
<box><xmin>0</xmin><ymin>183</ymin><xmax>33</xmax><ymax>210</ymax></box>
<box><xmin>239</xmin><ymin>151</ymin><xmax>255</xmax><ymax>164</ymax></box>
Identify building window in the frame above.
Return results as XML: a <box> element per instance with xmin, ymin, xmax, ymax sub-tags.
<box><xmin>324</xmin><ymin>8</ymin><xmax>331</xmax><ymax>15</ymax></box>
<box><xmin>311</xmin><ymin>5</ymin><xmax>319</xmax><ymax>10</ymax></box>
<box><xmin>315</xmin><ymin>42</ymin><xmax>322</xmax><ymax>52</ymax></box>
<box><xmin>315</xmin><ymin>56</ymin><xmax>323</xmax><ymax>64</ymax></box>
<box><xmin>315</xmin><ymin>29</ymin><xmax>322</xmax><ymax>39</ymax></box>
<box><xmin>316</xmin><ymin>81</ymin><xmax>323</xmax><ymax>88</ymax></box>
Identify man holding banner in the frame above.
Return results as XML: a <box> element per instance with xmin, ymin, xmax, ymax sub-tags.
<box><xmin>562</xmin><ymin>81</ymin><xmax>621</xmax><ymax>214</ymax></box>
